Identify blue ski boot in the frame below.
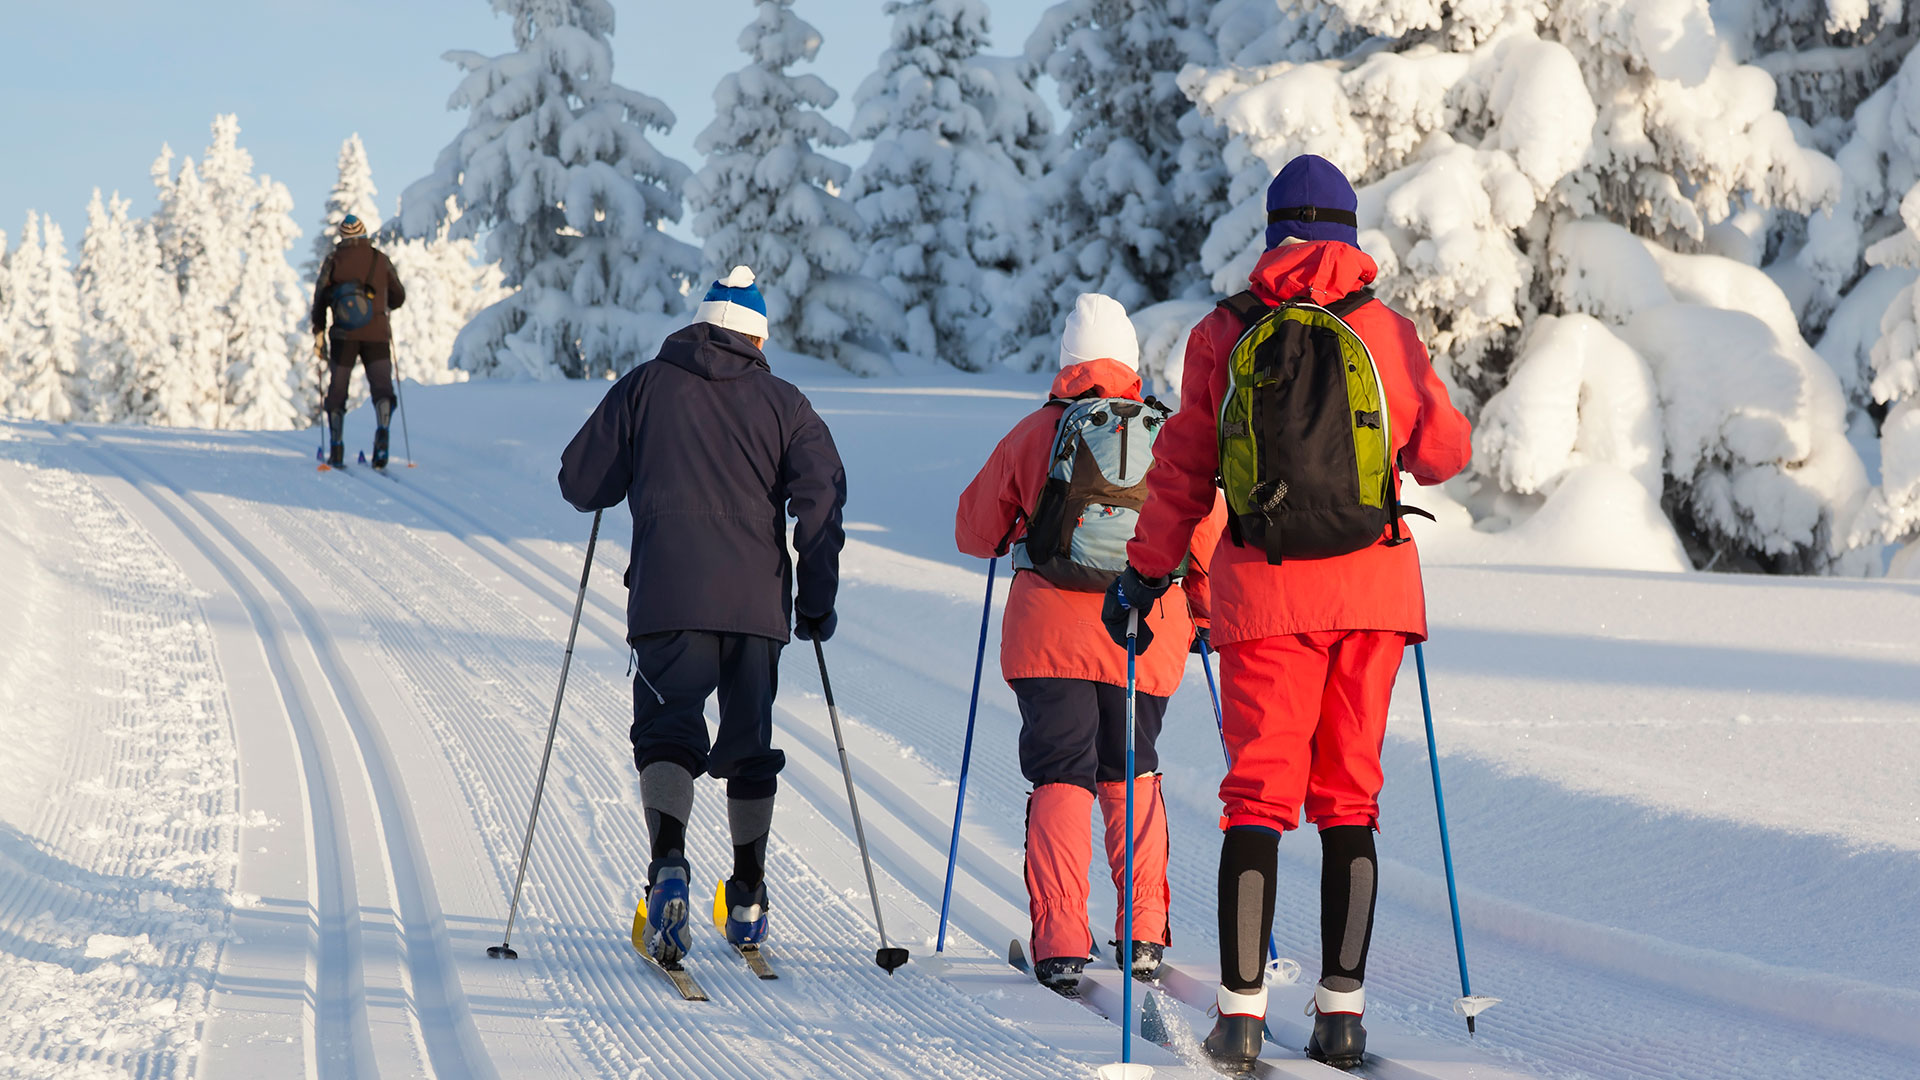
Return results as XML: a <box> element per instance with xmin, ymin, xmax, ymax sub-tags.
<box><xmin>326</xmin><ymin>409</ymin><xmax>345</xmax><ymax>468</ymax></box>
<box><xmin>640</xmin><ymin>855</ymin><xmax>693</xmax><ymax>965</ymax></box>
<box><xmin>721</xmin><ymin>877</ymin><xmax>769</xmax><ymax>947</ymax></box>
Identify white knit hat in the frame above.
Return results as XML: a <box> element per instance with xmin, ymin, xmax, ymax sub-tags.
<box><xmin>1059</xmin><ymin>293</ymin><xmax>1139</xmax><ymax>371</ymax></box>
<box><xmin>694</xmin><ymin>265</ymin><xmax>770</xmax><ymax>339</ymax></box>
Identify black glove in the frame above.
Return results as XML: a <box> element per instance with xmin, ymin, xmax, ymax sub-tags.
<box><xmin>794</xmin><ymin>608</ymin><xmax>837</xmax><ymax>642</ymax></box>
<box><xmin>1190</xmin><ymin>627</ymin><xmax>1211</xmax><ymax>655</ymax></box>
<box><xmin>1101</xmin><ymin>567</ymin><xmax>1172</xmax><ymax>653</ymax></box>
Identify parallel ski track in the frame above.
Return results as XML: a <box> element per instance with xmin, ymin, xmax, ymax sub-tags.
<box><xmin>293</xmin><ymin>463</ymin><xmax>1076</xmax><ymax>1077</ymax></box>
<box><xmin>74</xmin><ymin>431</ymin><xmax>497</xmax><ymax>1080</ymax></box>
<box><xmin>61</xmin><ymin>431</ymin><xmax>381</xmax><ymax>1080</ymax></box>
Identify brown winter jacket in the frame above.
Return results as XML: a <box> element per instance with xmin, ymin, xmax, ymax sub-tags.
<box><xmin>310</xmin><ymin>238</ymin><xmax>406</xmax><ymax>341</ymax></box>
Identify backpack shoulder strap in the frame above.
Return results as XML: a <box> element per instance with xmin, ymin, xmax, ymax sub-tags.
<box><xmin>1217</xmin><ymin>289</ymin><xmax>1269</xmax><ymax>329</ymax></box>
<box><xmin>1326</xmin><ymin>287</ymin><xmax>1376</xmax><ymax>320</ymax></box>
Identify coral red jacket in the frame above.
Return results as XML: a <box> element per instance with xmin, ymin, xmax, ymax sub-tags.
<box><xmin>957</xmin><ymin>359</ymin><xmax>1227</xmax><ymax>696</ymax></box>
<box><xmin>1127</xmin><ymin>242</ymin><xmax>1472</xmax><ymax>645</ymax></box>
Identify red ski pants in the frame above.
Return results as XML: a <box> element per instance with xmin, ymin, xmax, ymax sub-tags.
<box><xmin>1024</xmin><ymin>778</ymin><xmax>1170</xmax><ymax>962</ymax></box>
<box><xmin>1216</xmin><ymin>630</ymin><xmax>1409</xmax><ymax>834</ymax></box>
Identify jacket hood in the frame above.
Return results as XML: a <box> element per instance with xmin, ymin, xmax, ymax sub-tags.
<box><xmin>657</xmin><ymin>322</ymin><xmax>770</xmax><ymax>381</ymax></box>
<box><xmin>1051</xmin><ymin>357</ymin><xmax>1143</xmax><ymax>401</ymax></box>
<box><xmin>1249</xmin><ymin>241</ymin><xmax>1378</xmax><ymax>308</ymax></box>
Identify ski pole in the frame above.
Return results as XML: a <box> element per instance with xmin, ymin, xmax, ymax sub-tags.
<box><xmin>935</xmin><ymin>557</ymin><xmax>996</xmax><ymax>959</ymax></box>
<box><xmin>1415</xmin><ymin>641</ymin><xmax>1493</xmax><ymax>1033</ymax></box>
<box><xmin>813</xmin><ymin>639</ymin><xmax>911</xmax><ymax>973</ymax></box>
<box><xmin>489</xmin><ymin>509</ymin><xmax>602</xmax><ymax>959</ymax></box>
<box><xmin>1198</xmin><ymin>638</ymin><xmax>1281</xmax><ymax>971</ymax></box>
<box><xmin>393</xmin><ymin>367</ymin><xmax>415</xmax><ymax>467</ymax></box>
<box><xmin>1121</xmin><ymin>608</ymin><xmax>1140</xmax><ymax>1070</ymax></box>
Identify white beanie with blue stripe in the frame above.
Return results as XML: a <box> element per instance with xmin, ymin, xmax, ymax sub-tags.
<box><xmin>694</xmin><ymin>265</ymin><xmax>770</xmax><ymax>340</ymax></box>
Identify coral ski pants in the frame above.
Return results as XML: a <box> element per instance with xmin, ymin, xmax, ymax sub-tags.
<box><xmin>1216</xmin><ymin>630</ymin><xmax>1410</xmax><ymax>834</ymax></box>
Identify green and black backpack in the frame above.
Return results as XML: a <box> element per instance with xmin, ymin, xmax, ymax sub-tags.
<box><xmin>1215</xmin><ymin>288</ymin><xmax>1426</xmax><ymax>564</ymax></box>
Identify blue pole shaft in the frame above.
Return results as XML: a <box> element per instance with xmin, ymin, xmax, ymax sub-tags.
<box><xmin>1122</xmin><ymin>609</ymin><xmax>1139</xmax><ymax>1066</ymax></box>
<box><xmin>936</xmin><ymin>558</ymin><xmax>997</xmax><ymax>955</ymax></box>
<box><xmin>1415</xmin><ymin>642</ymin><xmax>1475</xmax><ymax>1022</ymax></box>
<box><xmin>1198</xmin><ymin>640</ymin><xmax>1278</xmax><ymax>966</ymax></box>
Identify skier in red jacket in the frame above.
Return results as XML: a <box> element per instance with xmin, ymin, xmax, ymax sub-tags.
<box><xmin>957</xmin><ymin>294</ymin><xmax>1226</xmax><ymax>995</ymax></box>
<box><xmin>1102</xmin><ymin>156</ymin><xmax>1472</xmax><ymax>1071</ymax></box>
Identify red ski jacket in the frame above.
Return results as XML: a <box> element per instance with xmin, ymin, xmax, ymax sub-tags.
<box><xmin>1127</xmin><ymin>242</ymin><xmax>1472</xmax><ymax>645</ymax></box>
<box><xmin>957</xmin><ymin>359</ymin><xmax>1227</xmax><ymax>695</ymax></box>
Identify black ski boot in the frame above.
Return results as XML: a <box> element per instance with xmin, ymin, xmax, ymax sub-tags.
<box><xmin>1124</xmin><ymin>940</ymin><xmax>1165</xmax><ymax>980</ymax></box>
<box><xmin>1202</xmin><ymin>986</ymin><xmax>1267</xmax><ymax>1075</ymax></box>
<box><xmin>372</xmin><ymin>399</ymin><xmax>393</xmax><ymax>468</ymax></box>
<box><xmin>1304</xmin><ymin>985</ymin><xmax>1367</xmax><ymax>1070</ymax></box>
<box><xmin>326</xmin><ymin>409</ymin><xmax>346</xmax><ymax>468</ymax></box>
<box><xmin>1033</xmin><ymin>955</ymin><xmax>1086</xmax><ymax>997</ymax></box>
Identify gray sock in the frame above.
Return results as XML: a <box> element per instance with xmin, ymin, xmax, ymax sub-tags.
<box><xmin>641</xmin><ymin>761</ymin><xmax>695</xmax><ymax>861</ymax></box>
<box><xmin>728</xmin><ymin>795</ymin><xmax>774</xmax><ymax>887</ymax></box>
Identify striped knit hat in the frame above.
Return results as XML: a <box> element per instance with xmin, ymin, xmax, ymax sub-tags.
<box><xmin>338</xmin><ymin>215</ymin><xmax>367</xmax><ymax>240</ymax></box>
<box><xmin>694</xmin><ymin>265</ymin><xmax>769</xmax><ymax>340</ymax></box>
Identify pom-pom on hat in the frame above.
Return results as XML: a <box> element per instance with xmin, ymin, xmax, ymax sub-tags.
<box><xmin>339</xmin><ymin>215</ymin><xmax>367</xmax><ymax>240</ymax></box>
<box><xmin>1059</xmin><ymin>293</ymin><xmax>1139</xmax><ymax>372</ymax></box>
<box><xmin>694</xmin><ymin>265</ymin><xmax>770</xmax><ymax>340</ymax></box>
<box><xmin>1265</xmin><ymin>155</ymin><xmax>1359</xmax><ymax>250</ymax></box>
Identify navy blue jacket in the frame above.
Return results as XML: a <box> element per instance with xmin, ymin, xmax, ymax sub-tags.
<box><xmin>558</xmin><ymin>324</ymin><xmax>846</xmax><ymax>643</ymax></box>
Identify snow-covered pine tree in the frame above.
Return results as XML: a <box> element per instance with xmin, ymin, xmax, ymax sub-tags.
<box><xmin>399</xmin><ymin>0</ymin><xmax>699</xmax><ymax>379</ymax></box>
<box><xmin>148</xmin><ymin>151</ymin><xmax>228</xmax><ymax>428</ymax></box>
<box><xmin>1022</xmin><ymin>0</ymin><xmax>1217</xmax><ymax>319</ymax></box>
<box><xmin>5</xmin><ymin>213</ymin><xmax>82</xmax><ymax>423</ymax></box>
<box><xmin>146</xmin><ymin>118</ymin><xmax>304</xmax><ymax>430</ymax></box>
<box><xmin>0</xmin><ymin>225</ymin><xmax>13</xmax><ymax>409</ymax></box>
<box><xmin>1861</xmin><ymin>161</ymin><xmax>1920</xmax><ymax>571</ymax></box>
<box><xmin>689</xmin><ymin>0</ymin><xmax>890</xmax><ymax>371</ymax></box>
<box><xmin>77</xmin><ymin>191</ymin><xmax>180</xmax><ymax>425</ymax></box>
<box><xmin>845</xmin><ymin>0</ymin><xmax>1049</xmax><ymax>369</ymax></box>
<box><xmin>1173</xmin><ymin>0</ymin><xmax>1868</xmax><ymax>573</ymax></box>
<box><xmin>309</xmin><ymin>134</ymin><xmax>382</xmax><ymax>276</ymax></box>
<box><xmin>386</xmin><ymin>197</ymin><xmax>510</xmax><ymax>384</ymax></box>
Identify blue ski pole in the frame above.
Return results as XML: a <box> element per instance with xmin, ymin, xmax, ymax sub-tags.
<box><xmin>1197</xmin><ymin>638</ymin><xmax>1281</xmax><ymax>971</ymax></box>
<box><xmin>935</xmin><ymin>557</ymin><xmax>996</xmax><ymax>959</ymax></box>
<box><xmin>1122</xmin><ymin>608</ymin><xmax>1141</xmax><ymax>1069</ymax></box>
<box><xmin>1415</xmin><ymin>641</ymin><xmax>1492</xmax><ymax>1034</ymax></box>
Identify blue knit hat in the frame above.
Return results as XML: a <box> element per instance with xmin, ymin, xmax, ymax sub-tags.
<box><xmin>694</xmin><ymin>265</ymin><xmax>769</xmax><ymax>339</ymax></box>
<box><xmin>1264</xmin><ymin>155</ymin><xmax>1360</xmax><ymax>250</ymax></box>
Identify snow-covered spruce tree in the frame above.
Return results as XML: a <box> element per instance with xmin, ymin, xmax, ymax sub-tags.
<box><xmin>0</xmin><ymin>224</ymin><xmax>13</xmax><ymax>409</ymax></box>
<box><xmin>5</xmin><ymin>213</ymin><xmax>82</xmax><ymax>423</ymax></box>
<box><xmin>845</xmin><ymin>0</ymin><xmax>1049</xmax><ymax>369</ymax></box>
<box><xmin>1861</xmin><ymin>185</ymin><xmax>1920</xmax><ymax>572</ymax></box>
<box><xmin>1022</xmin><ymin>0</ymin><xmax>1217</xmax><ymax>320</ymax></box>
<box><xmin>386</xmin><ymin>197</ymin><xmax>511</xmax><ymax>384</ymax></box>
<box><xmin>147</xmin><ymin>118</ymin><xmax>304</xmax><ymax>429</ymax></box>
<box><xmin>689</xmin><ymin>0</ymin><xmax>890</xmax><ymax>371</ymax></box>
<box><xmin>1175</xmin><ymin>0</ymin><xmax>1868</xmax><ymax>573</ymax></box>
<box><xmin>78</xmin><ymin>191</ymin><xmax>181</xmax><ymax>424</ymax></box>
<box><xmin>308</xmin><ymin>134</ymin><xmax>382</xmax><ymax>276</ymax></box>
<box><xmin>399</xmin><ymin>0</ymin><xmax>698</xmax><ymax>380</ymax></box>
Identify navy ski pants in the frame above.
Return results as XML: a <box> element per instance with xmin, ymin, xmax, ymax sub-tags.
<box><xmin>630</xmin><ymin>630</ymin><xmax>784</xmax><ymax>799</ymax></box>
<box><xmin>1009</xmin><ymin>677</ymin><xmax>1169</xmax><ymax>791</ymax></box>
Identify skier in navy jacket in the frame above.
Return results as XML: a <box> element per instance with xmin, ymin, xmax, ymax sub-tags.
<box><xmin>558</xmin><ymin>266</ymin><xmax>846</xmax><ymax>965</ymax></box>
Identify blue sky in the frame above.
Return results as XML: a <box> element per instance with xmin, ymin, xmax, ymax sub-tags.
<box><xmin>3</xmin><ymin>0</ymin><xmax>1051</xmax><ymax>248</ymax></box>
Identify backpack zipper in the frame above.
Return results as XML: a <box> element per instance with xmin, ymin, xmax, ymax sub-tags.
<box><xmin>1118</xmin><ymin>411</ymin><xmax>1129</xmax><ymax>481</ymax></box>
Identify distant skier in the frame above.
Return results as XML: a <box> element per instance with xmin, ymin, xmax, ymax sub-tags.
<box><xmin>956</xmin><ymin>294</ymin><xmax>1226</xmax><ymax>995</ymax></box>
<box><xmin>558</xmin><ymin>266</ymin><xmax>846</xmax><ymax>967</ymax></box>
<box><xmin>310</xmin><ymin>214</ymin><xmax>406</xmax><ymax>468</ymax></box>
<box><xmin>1105</xmin><ymin>157</ymin><xmax>1471</xmax><ymax>1071</ymax></box>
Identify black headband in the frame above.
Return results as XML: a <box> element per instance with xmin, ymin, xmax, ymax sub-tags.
<box><xmin>1267</xmin><ymin>205</ymin><xmax>1358</xmax><ymax>227</ymax></box>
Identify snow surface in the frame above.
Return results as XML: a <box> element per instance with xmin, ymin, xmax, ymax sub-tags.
<box><xmin>0</xmin><ymin>368</ymin><xmax>1916</xmax><ymax>1079</ymax></box>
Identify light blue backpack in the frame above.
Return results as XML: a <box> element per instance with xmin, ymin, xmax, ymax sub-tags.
<box><xmin>1013</xmin><ymin>396</ymin><xmax>1173</xmax><ymax>591</ymax></box>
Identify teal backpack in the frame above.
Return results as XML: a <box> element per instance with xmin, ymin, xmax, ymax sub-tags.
<box><xmin>1014</xmin><ymin>395</ymin><xmax>1174</xmax><ymax>591</ymax></box>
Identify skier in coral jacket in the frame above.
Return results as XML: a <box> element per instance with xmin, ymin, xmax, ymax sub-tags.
<box><xmin>957</xmin><ymin>293</ymin><xmax>1227</xmax><ymax>996</ymax></box>
<box><xmin>1102</xmin><ymin>156</ymin><xmax>1472</xmax><ymax>1071</ymax></box>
